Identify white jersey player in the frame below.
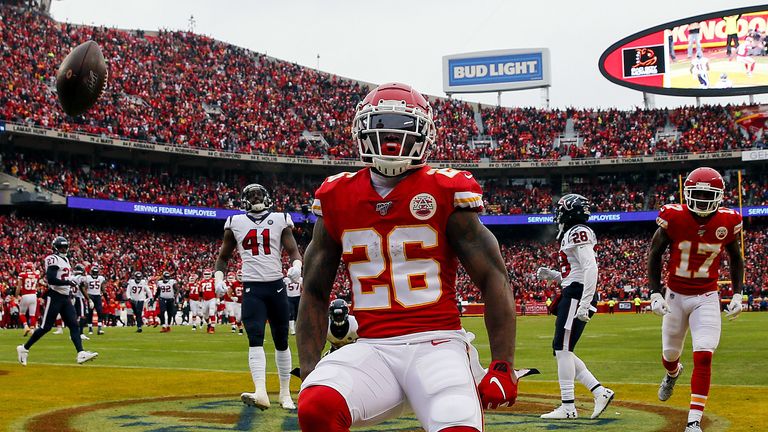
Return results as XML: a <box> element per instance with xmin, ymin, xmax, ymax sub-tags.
<box><xmin>126</xmin><ymin>272</ymin><xmax>151</xmax><ymax>333</ymax></box>
<box><xmin>536</xmin><ymin>194</ymin><xmax>614</xmax><ymax>420</ymax></box>
<box><xmin>156</xmin><ymin>272</ymin><xmax>178</xmax><ymax>332</ymax></box>
<box><xmin>85</xmin><ymin>266</ymin><xmax>106</xmax><ymax>335</ymax></box>
<box><xmin>16</xmin><ymin>236</ymin><xmax>98</xmax><ymax>367</ymax></box>
<box><xmin>689</xmin><ymin>56</ymin><xmax>709</xmax><ymax>89</ymax></box>
<box><xmin>215</xmin><ymin>183</ymin><xmax>303</xmax><ymax>410</ymax></box>
<box><xmin>326</xmin><ymin>299</ymin><xmax>358</xmax><ymax>351</ymax></box>
<box><xmin>285</xmin><ymin>276</ymin><xmax>301</xmax><ymax>335</ymax></box>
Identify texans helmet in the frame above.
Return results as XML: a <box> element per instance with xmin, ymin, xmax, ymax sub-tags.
<box><xmin>684</xmin><ymin>167</ymin><xmax>724</xmax><ymax>217</ymax></box>
<box><xmin>134</xmin><ymin>271</ymin><xmax>142</xmax><ymax>281</ymax></box>
<box><xmin>240</xmin><ymin>184</ymin><xmax>272</xmax><ymax>212</ymax></box>
<box><xmin>74</xmin><ymin>264</ymin><xmax>85</xmax><ymax>275</ymax></box>
<box><xmin>554</xmin><ymin>194</ymin><xmax>592</xmax><ymax>239</ymax></box>
<box><xmin>352</xmin><ymin>83</ymin><xmax>436</xmax><ymax>177</ymax></box>
<box><xmin>162</xmin><ymin>271</ymin><xmax>171</xmax><ymax>281</ymax></box>
<box><xmin>91</xmin><ymin>264</ymin><xmax>100</xmax><ymax>276</ymax></box>
<box><xmin>52</xmin><ymin>236</ymin><xmax>69</xmax><ymax>255</ymax></box>
<box><xmin>329</xmin><ymin>299</ymin><xmax>349</xmax><ymax>326</ymax></box>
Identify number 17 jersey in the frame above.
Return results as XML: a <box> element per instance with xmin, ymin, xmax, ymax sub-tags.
<box><xmin>657</xmin><ymin>204</ymin><xmax>742</xmax><ymax>295</ymax></box>
<box><xmin>225</xmin><ymin>212</ymin><xmax>294</xmax><ymax>282</ymax></box>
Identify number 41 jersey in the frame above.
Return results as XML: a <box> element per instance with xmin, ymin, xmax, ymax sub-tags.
<box><xmin>225</xmin><ymin>212</ymin><xmax>294</xmax><ymax>282</ymax></box>
<box><xmin>312</xmin><ymin>166</ymin><xmax>484</xmax><ymax>338</ymax></box>
<box><xmin>657</xmin><ymin>204</ymin><xmax>742</xmax><ymax>295</ymax></box>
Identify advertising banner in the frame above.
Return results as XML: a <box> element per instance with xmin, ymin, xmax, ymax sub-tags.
<box><xmin>67</xmin><ymin>197</ymin><xmax>768</xmax><ymax>224</ymax></box>
<box><xmin>443</xmin><ymin>48</ymin><xmax>551</xmax><ymax>93</ymax></box>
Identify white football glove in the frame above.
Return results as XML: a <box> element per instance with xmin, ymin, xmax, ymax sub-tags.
<box><xmin>287</xmin><ymin>260</ymin><xmax>302</xmax><ymax>283</ymax></box>
<box><xmin>88</xmin><ymin>298</ymin><xmax>95</xmax><ymax>309</ymax></box>
<box><xmin>231</xmin><ymin>296</ymin><xmax>238</xmax><ymax>303</ymax></box>
<box><xmin>536</xmin><ymin>267</ymin><xmax>560</xmax><ymax>282</ymax></box>
<box><xmin>575</xmin><ymin>306</ymin><xmax>590</xmax><ymax>322</ymax></box>
<box><xmin>725</xmin><ymin>293</ymin><xmax>743</xmax><ymax>321</ymax></box>
<box><xmin>214</xmin><ymin>270</ymin><xmax>224</xmax><ymax>284</ymax></box>
<box><xmin>650</xmin><ymin>292</ymin><xmax>670</xmax><ymax>316</ymax></box>
<box><xmin>215</xmin><ymin>281</ymin><xmax>227</xmax><ymax>297</ymax></box>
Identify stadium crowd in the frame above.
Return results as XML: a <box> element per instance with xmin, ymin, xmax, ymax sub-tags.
<box><xmin>2</xmin><ymin>213</ymin><xmax>766</xmax><ymax>328</ymax></box>
<box><xmin>0</xmin><ymin>5</ymin><xmax>763</xmax><ymax>165</ymax></box>
<box><xmin>5</xmin><ymin>151</ymin><xmax>768</xmax><ymax>215</ymax></box>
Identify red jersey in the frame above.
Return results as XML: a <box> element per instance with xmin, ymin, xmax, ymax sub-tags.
<box><xmin>19</xmin><ymin>271</ymin><xmax>39</xmax><ymax>295</ymax></box>
<box><xmin>312</xmin><ymin>166</ymin><xmax>484</xmax><ymax>338</ymax></box>
<box><xmin>657</xmin><ymin>204</ymin><xmax>742</xmax><ymax>295</ymax></box>
<box><xmin>199</xmin><ymin>278</ymin><xmax>217</xmax><ymax>300</ymax></box>
<box><xmin>232</xmin><ymin>281</ymin><xmax>243</xmax><ymax>304</ymax></box>
<box><xmin>187</xmin><ymin>282</ymin><xmax>201</xmax><ymax>301</ymax></box>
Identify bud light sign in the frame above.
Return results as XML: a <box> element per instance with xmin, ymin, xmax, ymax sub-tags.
<box><xmin>443</xmin><ymin>48</ymin><xmax>551</xmax><ymax>93</ymax></box>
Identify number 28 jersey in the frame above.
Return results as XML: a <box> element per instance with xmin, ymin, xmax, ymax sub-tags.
<box><xmin>225</xmin><ymin>212</ymin><xmax>294</xmax><ymax>282</ymax></box>
<box><xmin>312</xmin><ymin>166</ymin><xmax>484</xmax><ymax>339</ymax></box>
<box><xmin>657</xmin><ymin>204</ymin><xmax>742</xmax><ymax>295</ymax></box>
<box><xmin>558</xmin><ymin>224</ymin><xmax>597</xmax><ymax>287</ymax></box>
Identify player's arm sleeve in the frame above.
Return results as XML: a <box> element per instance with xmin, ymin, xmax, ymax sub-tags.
<box><xmin>452</xmin><ymin>172</ymin><xmax>484</xmax><ymax>213</ymax></box>
<box><xmin>285</xmin><ymin>212</ymin><xmax>294</xmax><ymax>228</ymax></box>
<box><xmin>574</xmin><ymin>244</ymin><xmax>598</xmax><ymax>308</ymax></box>
<box><xmin>46</xmin><ymin>266</ymin><xmax>68</xmax><ymax>286</ymax></box>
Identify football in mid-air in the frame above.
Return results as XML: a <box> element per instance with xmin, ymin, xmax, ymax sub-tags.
<box><xmin>55</xmin><ymin>40</ymin><xmax>108</xmax><ymax>116</ymax></box>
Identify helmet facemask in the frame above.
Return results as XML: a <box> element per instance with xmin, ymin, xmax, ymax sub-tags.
<box><xmin>353</xmin><ymin>100</ymin><xmax>436</xmax><ymax>177</ymax></box>
<box><xmin>684</xmin><ymin>184</ymin><xmax>723</xmax><ymax>217</ymax></box>
<box><xmin>240</xmin><ymin>184</ymin><xmax>272</xmax><ymax>213</ymax></box>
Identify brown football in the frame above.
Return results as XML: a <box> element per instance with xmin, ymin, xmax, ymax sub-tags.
<box><xmin>55</xmin><ymin>40</ymin><xmax>108</xmax><ymax>116</ymax></box>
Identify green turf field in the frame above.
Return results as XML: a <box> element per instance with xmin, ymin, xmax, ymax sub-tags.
<box><xmin>1</xmin><ymin>313</ymin><xmax>765</xmax><ymax>431</ymax></box>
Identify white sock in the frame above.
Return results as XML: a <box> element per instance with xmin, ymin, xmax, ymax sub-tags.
<box><xmin>688</xmin><ymin>408</ymin><xmax>703</xmax><ymax>424</ymax></box>
<box><xmin>275</xmin><ymin>348</ymin><xmax>292</xmax><ymax>395</ymax></box>
<box><xmin>289</xmin><ymin>320</ymin><xmax>295</xmax><ymax>332</ymax></box>
<box><xmin>249</xmin><ymin>346</ymin><xmax>266</xmax><ymax>391</ymax></box>
<box><xmin>555</xmin><ymin>350</ymin><xmax>576</xmax><ymax>405</ymax></box>
<box><xmin>573</xmin><ymin>353</ymin><xmax>602</xmax><ymax>395</ymax></box>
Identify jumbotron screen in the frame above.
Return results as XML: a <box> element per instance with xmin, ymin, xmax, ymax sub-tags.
<box><xmin>599</xmin><ymin>5</ymin><xmax>768</xmax><ymax>96</ymax></box>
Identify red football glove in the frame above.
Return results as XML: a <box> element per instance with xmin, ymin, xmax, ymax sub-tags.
<box><xmin>477</xmin><ymin>360</ymin><xmax>518</xmax><ymax>409</ymax></box>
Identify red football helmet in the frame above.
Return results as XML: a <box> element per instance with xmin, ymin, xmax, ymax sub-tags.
<box><xmin>236</xmin><ymin>270</ymin><xmax>243</xmax><ymax>282</ymax></box>
<box><xmin>203</xmin><ymin>269</ymin><xmax>213</xmax><ymax>279</ymax></box>
<box><xmin>684</xmin><ymin>167</ymin><xmax>725</xmax><ymax>217</ymax></box>
<box><xmin>24</xmin><ymin>262</ymin><xmax>35</xmax><ymax>272</ymax></box>
<box><xmin>352</xmin><ymin>83</ymin><xmax>436</xmax><ymax>176</ymax></box>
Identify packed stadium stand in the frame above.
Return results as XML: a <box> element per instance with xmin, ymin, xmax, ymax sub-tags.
<box><xmin>0</xmin><ymin>5</ymin><xmax>763</xmax><ymax>163</ymax></box>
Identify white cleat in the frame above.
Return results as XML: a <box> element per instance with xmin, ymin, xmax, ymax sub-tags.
<box><xmin>81</xmin><ymin>334</ymin><xmax>90</xmax><ymax>340</ymax></box>
<box><xmin>659</xmin><ymin>364</ymin><xmax>683</xmax><ymax>402</ymax></box>
<box><xmin>279</xmin><ymin>393</ymin><xmax>296</xmax><ymax>410</ymax></box>
<box><xmin>76</xmin><ymin>351</ymin><xmax>98</xmax><ymax>364</ymax></box>
<box><xmin>241</xmin><ymin>389</ymin><xmax>270</xmax><ymax>410</ymax></box>
<box><xmin>540</xmin><ymin>405</ymin><xmax>578</xmax><ymax>419</ymax></box>
<box><xmin>53</xmin><ymin>328</ymin><xmax>63</xmax><ymax>335</ymax></box>
<box><xmin>591</xmin><ymin>387</ymin><xmax>615</xmax><ymax>419</ymax></box>
<box><xmin>17</xmin><ymin>345</ymin><xmax>29</xmax><ymax>366</ymax></box>
<box><xmin>685</xmin><ymin>420</ymin><xmax>703</xmax><ymax>432</ymax></box>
